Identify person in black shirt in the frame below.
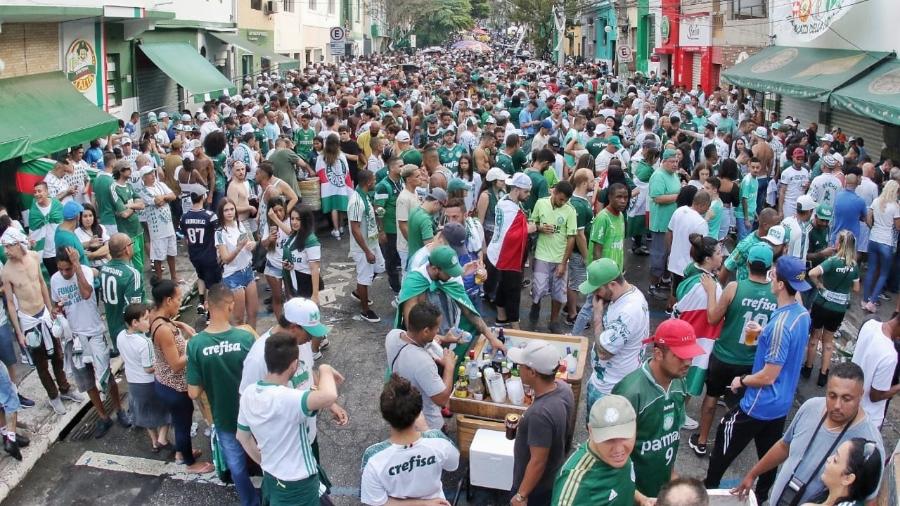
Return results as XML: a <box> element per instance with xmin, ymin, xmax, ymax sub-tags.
<box><xmin>179</xmin><ymin>188</ymin><xmax>221</xmax><ymax>314</ymax></box>
<box><xmin>339</xmin><ymin>125</ymin><xmax>362</xmax><ymax>186</ymax></box>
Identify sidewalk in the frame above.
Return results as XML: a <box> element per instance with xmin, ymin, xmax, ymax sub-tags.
<box><xmin>0</xmin><ymin>264</ymin><xmax>199</xmax><ymax>503</ymax></box>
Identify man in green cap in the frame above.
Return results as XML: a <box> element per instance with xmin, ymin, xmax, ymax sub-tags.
<box><xmin>396</xmin><ymin>245</ymin><xmax>504</xmax><ymax>356</ymax></box>
<box><xmin>551</xmin><ymin>394</ymin><xmax>638</xmax><ymax>506</ymax></box>
<box><xmin>573</xmin><ymin>258</ymin><xmax>650</xmax><ymax>415</ymax></box>
<box><xmin>648</xmin><ymin>149</ymin><xmax>681</xmax><ymax>300</ymax></box>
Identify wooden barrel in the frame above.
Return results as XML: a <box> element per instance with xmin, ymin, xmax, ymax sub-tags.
<box><xmin>299</xmin><ymin>179</ymin><xmax>321</xmax><ymax>211</ymax></box>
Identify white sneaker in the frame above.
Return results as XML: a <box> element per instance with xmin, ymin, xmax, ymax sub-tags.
<box><xmin>60</xmin><ymin>391</ymin><xmax>85</xmax><ymax>402</ymax></box>
<box><xmin>49</xmin><ymin>397</ymin><xmax>66</xmax><ymax>415</ymax></box>
<box><xmin>330</xmin><ymin>229</ymin><xmax>341</xmax><ymax>239</ymax></box>
<box><xmin>312</xmin><ymin>351</ymin><xmax>323</xmax><ymax>361</ymax></box>
<box><xmin>681</xmin><ymin>414</ymin><xmax>699</xmax><ymax>430</ymax></box>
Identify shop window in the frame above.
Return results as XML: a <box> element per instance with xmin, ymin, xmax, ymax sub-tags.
<box><xmin>731</xmin><ymin>0</ymin><xmax>766</xmax><ymax>19</ymax></box>
<box><xmin>106</xmin><ymin>53</ymin><xmax>121</xmax><ymax>107</ymax></box>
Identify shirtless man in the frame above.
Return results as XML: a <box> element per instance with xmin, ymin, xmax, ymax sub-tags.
<box><xmin>190</xmin><ymin>140</ymin><xmax>216</xmax><ymax>208</ymax></box>
<box><xmin>225</xmin><ymin>161</ymin><xmax>258</xmax><ymax>234</ymax></box>
<box><xmin>473</xmin><ymin>131</ymin><xmax>495</xmax><ymax>176</ymax></box>
<box><xmin>1</xmin><ymin>228</ymin><xmax>81</xmax><ymax>415</ymax></box>
<box><xmin>254</xmin><ymin>161</ymin><xmax>299</xmax><ymax>235</ymax></box>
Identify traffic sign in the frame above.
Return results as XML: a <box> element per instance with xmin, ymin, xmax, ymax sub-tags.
<box><xmin>330</xmin><ymin>27</ymin><xmax>346</xmax><ymax>43</ymax></box>
<box><xmin>617</xmin><ymin>45</ymin><xmax>633</xmax><ymax>63</ymax></box>
<box><xmin>329</xmin><ymin>42</ymin><xmax>346</xmax><ymax>56</ymax></box>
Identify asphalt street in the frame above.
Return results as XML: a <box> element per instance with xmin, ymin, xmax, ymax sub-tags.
<box><xmin>5</xmin><ymin>231</ymin><xmax>899</xmax><ymax>506</ymax></box>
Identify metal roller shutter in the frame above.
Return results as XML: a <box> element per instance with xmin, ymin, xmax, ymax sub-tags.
<box><xmin>829</xmin><ymin>109</ymin><xmax>887</xmax><ymax>155</ymax></box>
<box><xmin>136</xmin><ymin>50</ymin><xmax>180</xmax><ymax>125</ymax></box>
<box><xmin>779</xmin><ymin>96</ymin><xmax>822</xmax><ymax>129</ymax></box>
<box><xmin>691</xmin><ymin>53</ymin><xmax>701</xmax><ymax>89</ymax></box>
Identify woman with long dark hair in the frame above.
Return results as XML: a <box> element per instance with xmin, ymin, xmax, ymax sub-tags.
<box><xmin>149</xmin><ymin>280</ymin><xmax>213</xmax><ymax>473</ymax></box>
<box><xmin>803</xmin><ymin>438</ymin><xmax>882</xmax><ymax>506</ymax></box>
<box><xmin>214</xmin><ymin>197</ymin><xmax>258</xmax><ymax>329</ymax></box>
<box><xmin>282</xmin><ymin>207</ymin><xmax>326</xmax><ymax>358</ymax></box>
<box><xmin>260</xmin><ymin>196</ymin><xmax>292</xmax><ymax>321</ymax></box>
<box><xmin>74</xmin><ymin>203</ymin><xmax>110</xmax><ymax>267</ymax></box>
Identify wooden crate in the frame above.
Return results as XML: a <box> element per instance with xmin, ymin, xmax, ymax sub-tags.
<box><xmin>455</xmin><ymin>414</ymin><xmax>506</xmax><ymax>460</ymax></box>
<box><xmin>450</xmin><ymin>329</ymin><xmax>589</xmax><ymax>423</ymax></box>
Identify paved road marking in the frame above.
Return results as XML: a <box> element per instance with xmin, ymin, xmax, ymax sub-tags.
<box><xmin>75</xmin><ymin>450</ymin><xmax>227</xmax><ymax>485</ymax></box>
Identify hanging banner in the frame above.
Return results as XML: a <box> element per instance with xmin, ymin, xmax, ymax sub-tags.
<box><xmin>61</xmin><ymin>20</ymin><xmax>106</xmax><ymax>109</ymax></box>
<box><xmin>775</xmin><ymin>0</ymin><xmax>855</xmax><ymax>42</ymax></box>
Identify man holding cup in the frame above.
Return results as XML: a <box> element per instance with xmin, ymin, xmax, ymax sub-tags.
<box><xmin>690</xmin><ymin>244</ymin><xmax>777</xmax><ymax>457</ymax></box>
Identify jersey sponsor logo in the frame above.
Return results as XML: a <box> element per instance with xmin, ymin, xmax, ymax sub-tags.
<box><xmin>387</xmin><ymin>454</ymin><xmax>438</xmax><ymax>476</ymax></box>
<box><xmin>640</xmin><ymin>430</ymin><xmax>679</xmax><ymax>454</ymax></box>
<box><xmin>740</xmin><ymin>297</ymin><xmax>777</xmax><ymax>312</ymax></box>
<box><xmin>201</xmin><ymin>340</ymin><xmax>244</xmax><ymax>357</ymax></box>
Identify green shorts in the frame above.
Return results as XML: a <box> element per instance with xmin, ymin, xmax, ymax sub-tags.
<box><xmin>262</xmin><ymin>472</ymin><xmax>319</xmax><ymax>506</ymax></box>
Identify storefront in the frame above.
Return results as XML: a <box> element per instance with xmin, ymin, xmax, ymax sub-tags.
<box><xmin>724</xmin><ymin>0</ymin><xmax>899</xmax><ymax>157</ymax></box>
<box><xmin>651</xmin><ymin>0</ymin><xmax>679</xmax><ymax>81</ymax></box>
<box><xmin>675</xmin><ymin>13</ymin><xmax>716</xmax><ymax>94</ymax></box>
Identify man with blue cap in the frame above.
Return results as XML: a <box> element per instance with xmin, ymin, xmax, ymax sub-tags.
<box><xmin>705</xmin><ymin>255</ymin><xmax>812</xmax><ymax>503</ymax></box>
<box><xmin>53</xmin><ymin>200</ymin><xmax>90</xmax><ymax>267</ymax></box>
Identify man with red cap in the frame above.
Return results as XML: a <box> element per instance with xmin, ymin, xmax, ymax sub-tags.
<box><xmin>612</xmin><ymin>318</ymin><xmax>703</xmax><ymax>504</ymax></box>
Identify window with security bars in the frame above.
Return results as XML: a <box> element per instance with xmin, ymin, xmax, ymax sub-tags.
<box><xmin>251</xmin><ymin>0</ymin><xmax>262</xmax><ymax>10</ymax></box>
<box><xmin>731</xmin><ymin>0</ymin><xmax>766</xmax><ymax>19</ymax></box>
<box><xmin>309</xmin><ymin>0</ymin><xmax>317</xmax><ymax>9</ymax></box>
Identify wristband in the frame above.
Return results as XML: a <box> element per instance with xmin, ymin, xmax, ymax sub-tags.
<box><xmin>739</xmin><ymin>374</ymin><xmax>747</xmax><ymax>387</ymax></box>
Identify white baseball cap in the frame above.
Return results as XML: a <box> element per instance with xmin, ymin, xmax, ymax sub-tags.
<box><xmin>594</xmin><ymin>124</ymin><xmax>608</xmax><ymax>136</ymax></box>
<box><xmin>754</xmin><ymin>126</ymin><xmax>768</xmax><ymax>138</ymax></box>
<box><xmin>820</xmin><ymin>133</ymin><xmax>834</xmax><ymax>143</ymax></box>
<box><xmin>764</xmin><ymin>225</ymin><xmax>787</xmax><ymax>246</ymax></box>
<box><xmin>507</xmin><ymin>339</ymin><xmax>561</xmax><ymax>375</ymax></box>
<box><xmin>395</xmin><ymin>130</ymin><xmax>411</xmax><ymax>142</ymax></box>
<box><xmin>283</xmin><ymin>298</ymin><xmax>329</xmax><ymax>337</ymax></box>
<box><xmin>485</xmin><ymin>167</ymin><xmax>507</xmax><ymax>182</ymax></box>
<box><xmin>505</xmin><ymin>172</ymin><xmax>533</xmax><ymax>190</ymax></box>
<box><xmin>796</xmin><ymin>194</ymin><xmax>817</xmax><ymax>212</ymax></box>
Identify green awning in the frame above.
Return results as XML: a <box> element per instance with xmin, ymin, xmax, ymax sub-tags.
<box><xmin>139</xmin><ymin>42</ymin><xmax>234</xmax><ymax>100</ymax></box>
<box><xmin>0</xmin><ymin>71</ymin><xmax>118</xmax><ymax>163</ymax></box>
<box><xmin>831</xmin><ymin>57</ymin><xmax>900</xmax><ymax>125</ymax></box>
<box><xmin>210</xmin><ymin>32</ymin><xmax>300</xmax><ymax>70</ymax></box>
<box><xmin>723</xmin><ymin>46</ymin><xmax>890</xmax><ymax>102</ymax></box>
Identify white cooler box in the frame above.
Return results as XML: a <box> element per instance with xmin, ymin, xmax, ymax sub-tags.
<box><xmin>708</xmin><ymin>489</ymin><xmax>758</xmax><ymax>505</ymax></box>
<box><xmin>469</xmin><ymin>429</ymin><xmax>515</xmax><ymax>490</ymax></box>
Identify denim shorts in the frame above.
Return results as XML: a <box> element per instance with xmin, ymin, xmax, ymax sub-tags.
<box><xmin>223</xmin><ymin>265</ymin><xmax>254</xmax><ymax>290</ymax></box>
<box><xmin>0</xmin><ymin>323</ymin><xmax>18</xmax><ymax>367</ymax></box>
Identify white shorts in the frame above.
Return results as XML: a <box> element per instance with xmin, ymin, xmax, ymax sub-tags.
<box><xmin>351</xmin><ymin>248</ymin><xmax>385</xmax><ymax>286</ymax></box>
<box><xmin>149</xmin><ymin>234</ymin><xmax>177</xmax><ymax>261</ymax></box>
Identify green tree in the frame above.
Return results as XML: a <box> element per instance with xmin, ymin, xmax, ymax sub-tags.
<box><xmin>414</xmin><ymin>0</ymin><xmax>474</xmax><ymax>47</ymax></box>
<box><xmin>505</xmin><ymin>0</ymin><xmax>587</xmax><ymax>59</ymax></box>
<box><xmin>471</xmin><ymin>0</ymin><xmax>491</xmax><ymax>20</ymax></box>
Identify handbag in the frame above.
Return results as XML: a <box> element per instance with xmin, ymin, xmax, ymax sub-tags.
<box><xmin>775</xmin><ymin>413</ymin><xmax>853</xmax><ymax>506</ymax></box>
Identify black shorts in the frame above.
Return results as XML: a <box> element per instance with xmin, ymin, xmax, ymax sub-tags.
<box><xmin>286</xmin><ymin>271</ymin><xmax>324</xmax><ymax>298</ymax></box>
<box><xmin>191</xmin><ymin>256</ymin><xmax>223</xmax><ymax>287</ymax></box>
<box><xmin>705</xmin><ymin>353</ymin><xmax>753</xmax><ymax>399</ymax></box>
<box><xmin>810</xmin><ymin>302</ymin><xmax>846</xmax><ymax>332</ymax></box>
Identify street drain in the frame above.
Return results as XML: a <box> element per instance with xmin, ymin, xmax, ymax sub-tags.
<box><xmin>63</xmin><ymin>392</ymin><xmax>129</xmax><ymax>442</ymax></box>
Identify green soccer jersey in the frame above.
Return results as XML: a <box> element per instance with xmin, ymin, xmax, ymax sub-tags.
<box><xmin>113</xmin><ymin>183</ymin><xmax>142</xmax><ymax>237</ymax></box>
<box><xmin>590</xmin><ymin>208</ymin><xmax>625</xmax><ymax>270</ymax></box>
<box><xmin>93</xmin><ymin>172</ymin><xmax>120</xmax><ymax>226</ymax></box>
<box><xmin>293</xmin><ymin>127</ymin><xmax>316</xmax><ymax>158</ymax></box>
<box><xmin>54</xmin><ymin>229</ymin><xmax>88</xmax><ymax>266</ymax></box>
<box><xmin>512</xmin><ymin>149</ymin><xmax>527</xmax><ymax>173</ymax></box>
<box><xmin>186</xmin><ymin>327</ymin><xmax>255</xmax><ymax>433</ymax></box>
<box><xmin>808</xmin><ymin>226</ymin><xmax>829</xmax><ymax>266</ymax></box>
<box><xmin>707</xmin><ymin>198</ymin><xmax>724</xmax><ymax>240</ymax></box>
<box><xmin>724</xmin><ymin>232</ymin><xmax>763</xmax><ymax>282</ymax></box>
<box><xmin>586</xmin><ymin>137</ymin><xmax>608</xmax><ymax>158</ymax></box>
<box><xmin>373</xmin><ymin>176</ymin><xmax>402</xmax><ymax>234</ymax></box>
<box><xmin>735</xmin><ymin>174</ymin><xmax>759</xmax><ymax>219</ymax></box>
<box><xmin>569</xmin><ymin>194</ymin><xmax>594</xmax><ymax>255</ymax></box>
<box><xmin>634</xmin><ymin>160</ymin><xmax>655</xmax><ymax>184</ymax></box>
<box><xmin>612</xmin><ymin>362</ymin><xmax>686</xmax><ymax>498</ymax></box>
<box><xmin>552</xmin><ymin>444</ymin><xmax>636</xmax><ymax>506</ymax></box>
<box><xmin>438</xmin><ymin>144</ymin><xmax>465</xmax><ymax>175</ymax></box>
<box><xmin>406</xmin><ymin>207</ymin><xmax>435</xmax><ymax>258</ymax></box>
<box><xmin>714</xmin><ymin>278</ymin><xmax>777</xmax><ymax>366</ymax></box>
<box><xmin>100</xmin><ymin>259</ymin><xmax>144</xmax><ymax>349</ymax></box>
<box><xmin>815</xmin><ymin>256</ymin><xmax>859</xmax><ymax>312</ymax></box>
<box><xmin>213</xmin><ymin>152</ymin><xmax>227</xmax><ymax>193</ymax></box>
<box><xmin>496</xmin><ymin>152</ymin><xmax>515</xmax><ymax>176</ymax></box>
<box><xmin>400</xmin><ymin>148</ymin><xmax>423</xmax><ymax>167</ymax></box>
<box><xmin>523</xmin><ymin>170</ymin><xmax>550</xmax><ymax>215</ymax></box>
<box><xmin>530</xmin><ymin>197</ymin><xmax>577</xmax><ymax>264</ymax></box>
